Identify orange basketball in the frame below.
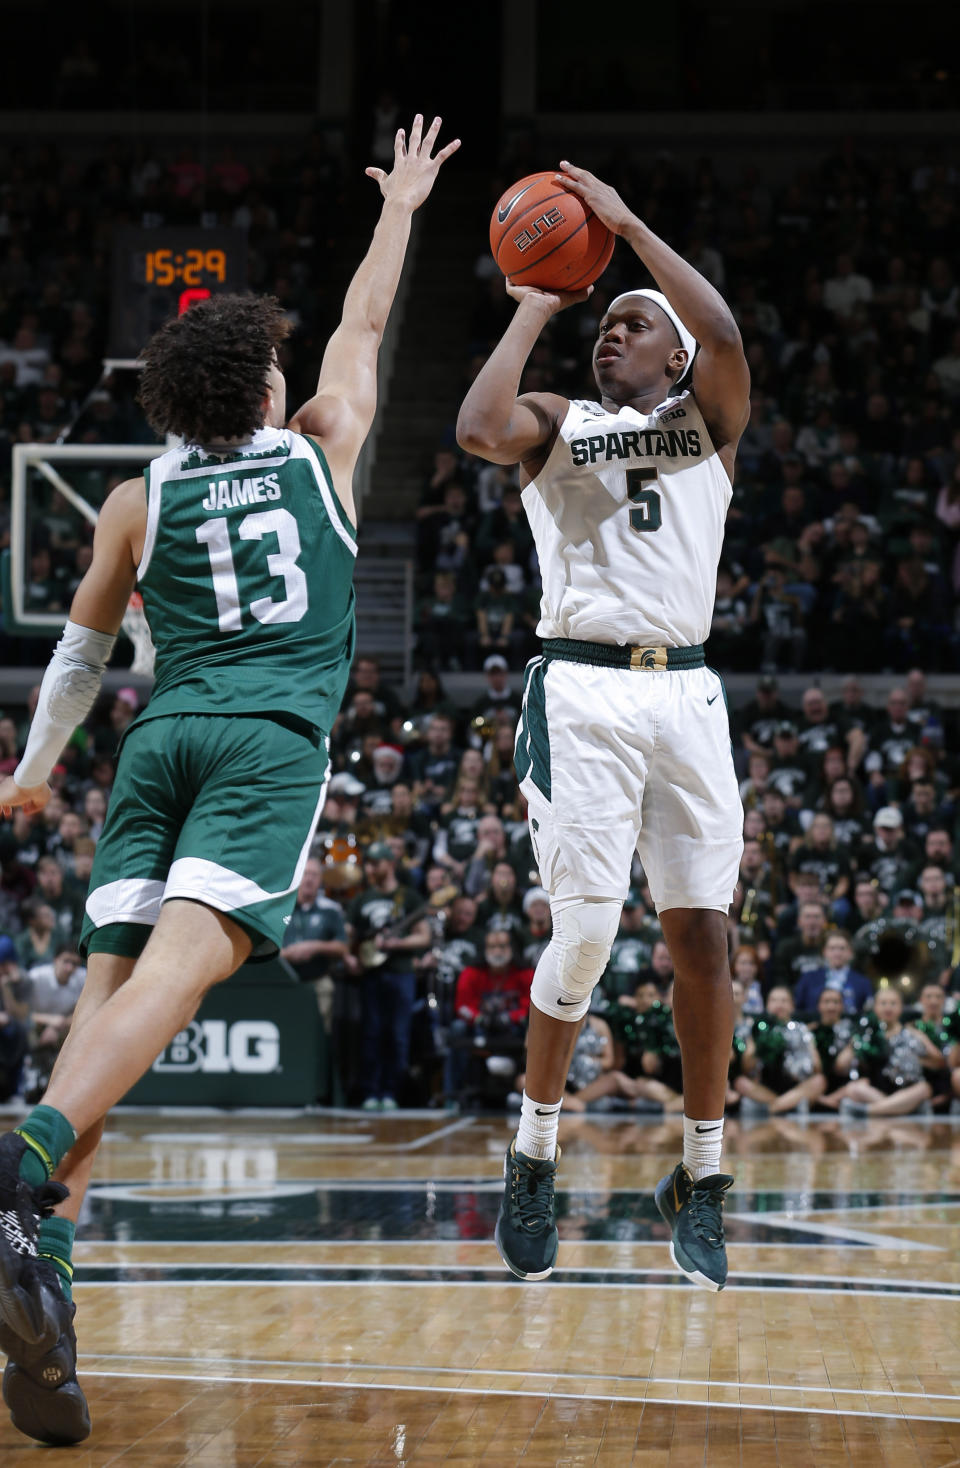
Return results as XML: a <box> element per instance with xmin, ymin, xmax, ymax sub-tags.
<box><xmin>489</xmin><ymin>171</ymin><xmax>615</xmax><ymax>292</ymax></box>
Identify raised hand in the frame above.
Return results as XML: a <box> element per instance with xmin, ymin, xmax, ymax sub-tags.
<box><xmin>0</xmin><ymin>775</ymin><xmax>52</xmax><ymax>818</ymax></box>
<box><xmin>554</xmin><ymin>161</ymin><xmax>638</xmax><ymax>237</ymax></box>
<box><xmin>366</xmin><ymin>114</ymin><xmax>461</xmax><ymax>211</ymax></box>
<box><xmin>506</xmin><ymin>281</ymin><xmax>593</xmax><ymax>315</ymax></box>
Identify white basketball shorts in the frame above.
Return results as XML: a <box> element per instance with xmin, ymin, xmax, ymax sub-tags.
<box><xmin>514</xmin><ymin>655</ymin><xmax>744</xmax><ymax>911</ymax></box>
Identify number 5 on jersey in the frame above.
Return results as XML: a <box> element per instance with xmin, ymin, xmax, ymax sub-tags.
<box><xmin>626</xmin><ymin>468</ymin><xmax>662</xmax><ymax>533</ymax></box>
<box><xmin>196</xmin><ymin>508</ymin><xmax>308</xmax><ymax>631</ymax></box>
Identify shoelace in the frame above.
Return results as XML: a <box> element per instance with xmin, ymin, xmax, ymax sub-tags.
<box><xmin>686</xmin><ymin>1185</ymin><xmax>728</xmax><ymax>1247</ymax></box>
<box><xmin>509</xmin><ymin>1158</ymin><xmax>555</xmax><ymax>1233</ymax></box>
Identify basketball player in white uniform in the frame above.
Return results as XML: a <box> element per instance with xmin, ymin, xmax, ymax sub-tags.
<box><xmin>457</xmin><ymin>162</ymin><xmax>750</xmax><ymax>1291</ymax></box>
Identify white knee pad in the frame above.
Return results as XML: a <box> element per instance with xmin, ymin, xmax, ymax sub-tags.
<box><xmin>530</xmin><ymin>895</ymin><xmax>622</xmax><ymax>1022</ymax></box>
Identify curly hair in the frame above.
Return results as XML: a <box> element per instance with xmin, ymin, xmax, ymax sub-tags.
<box><xmin>138</xmin><ymin>294</ymin><xmax>292</xmax><ymax>444</ymax></box>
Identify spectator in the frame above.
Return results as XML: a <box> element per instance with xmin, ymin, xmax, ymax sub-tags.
<box><xmin>809</xmin><ymin>987</ymin><xmax>856</xmax><ymax>1098</ymax></box>
<box><xmin>737</xmin><ymin>674</ymin><xmax>791</xmax><ymax>756</ymax></box>
<box><xmin>907</xmin><ymin>981</ymin><xmax>960</xmax><ymax>1109</ymax></box>
<box><xmin>476</xmin><ymin>861</ymin><xmax>525</xmax><ymax>940</ymax></box>
<box><xmin>788</xmin><ymin>812</ymin><xmax>851</xmax><ymax>904</ymax></box>
<box><xmin>600</xmin><ymin>892</ymin><xmax>658</xmax><ymax>1001</ymax></box>
<box><xmin>346</xmin><ymin>842</ymin><xmax>432</xmax><ymax>1111</ymax></box>
<box><xmin>15</xmin><ymin>900</ymin><xmax>58</xmax><ymax>971</ymax></box>
<box><xmin>771</xmin><ymin>899</ymin><xmax>829</xmax><ymax>990</ymax></box>
<box><xmin>24</xmin><ymin>946</ymin><xmax>85</xmax><ymax>1102</ymax></box>
<box><xmin>520</xmin><ymin>886</ymin><xmax>552</xmax><ymax>969</ymax></box>
<box><xmin>0</xmin><ymin>937</ymin><xmax>29</xmax><ymax>1101</ymax></box>
<box><xmin>32</xmin><ymin>855</ymin><xmax>82</xmax><ymax>945</ymax></box>
<box><xmin>280</xmin><ymin>856</ymin><xmax>348</xmax><ymax>989</ymax></box>
<box><xmin>444</xmin><ymin>929</ymin><xmax>533</xmax><ymax>1104</ymax></box>
<box><xmin>863</xmin><ymin>807</ymin><xmax>919</xmax><ymax>895</ymax></box>
<box><xmin>793</xmin><ymin>932</ymin><xmax>873</xmax><ymax>1014</ymax></box>
<box><xmin>468</xmin><ymin>655</ymin><xmax>522</xmax><ymax>730</ymax></box>
<box><xmin>768</xmin><ymin>722</ymin><xmax>812</xmax><ymax>808</ymax></box>
<box><xmin>408</xmin><ymin>714</ymin><xmax>460</xmax><ymax>806</ymax></box>
<box><xmin>415</xmin><ymin>571</ymin><xmax>470</xmax><ymax>670</ymax></box>
<box><xmin>732</xmin><ymin>984</ymin><xmax>825</xmax><ymax>1116</ymax></box>
<box><xmin>821</xmin><ymin>988</ymin><xmax>941</xmax><ymax>1117</ymax></box>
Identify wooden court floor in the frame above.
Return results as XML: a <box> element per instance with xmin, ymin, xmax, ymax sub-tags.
<box><xmin>2</xmin><ymin>1109</ymin><xmax>960</xmax><ymax>1465</ymax></box>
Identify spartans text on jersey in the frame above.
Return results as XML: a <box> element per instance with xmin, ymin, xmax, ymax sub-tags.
<box><xmin>570</xmin><ymin>428</ymin><xmax>702</xmax><ymax>467</ymax></box>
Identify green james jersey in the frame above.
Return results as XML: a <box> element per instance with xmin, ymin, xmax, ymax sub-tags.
<box><xmin>136</xmin><ymin>427</ymin><xmax>356</xmax><ymax>734</ymax></box>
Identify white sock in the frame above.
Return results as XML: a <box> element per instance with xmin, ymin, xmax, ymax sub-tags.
<box><xmin>516</xmin><ymin>1091</ymin><xmax>561</xmax><ymax>1161</ymax></box>
<box><xmin>683</xmin><ymin>1115</ymin><xmax>724</xmax><ymax>1181</ymax></box>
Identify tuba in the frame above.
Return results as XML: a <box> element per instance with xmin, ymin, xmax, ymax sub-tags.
<box><xmin>861</xmin><ymin>917</ymin><xmax>934</xmax><ymax>1003</ymax></box>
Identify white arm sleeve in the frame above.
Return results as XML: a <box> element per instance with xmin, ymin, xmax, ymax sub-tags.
<box><xmin>14</xmin><ymin>620</ymin><xmax>117</xmax><ymax>788</ymax></box>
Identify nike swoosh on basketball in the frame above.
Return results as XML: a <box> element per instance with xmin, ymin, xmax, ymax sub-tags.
<box><xmin>707</xmin><ymin>692</ymin><xmax>720</xmax><ymax>706</ymax></box>
<box><xmin>497</xmin><ymin>183</ymin><xmax>535</xmax><ymax>223</ymax></box>
<box><xmin>695</xmin><ymin>1123</ymin><xmax>721</xmax><ymax>1133</ymax></box>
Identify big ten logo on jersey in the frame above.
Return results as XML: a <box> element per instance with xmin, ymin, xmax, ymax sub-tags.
<box><xmin>201</xmin><ymin>472</ymin><xmax>282</xmax><ymax>511</ymax></box>
<box><xmin>659</xmin><ymin>406</ymin><xmax>687</xmax><ymax>423</ymax></box>
<box><xmin>153</xmin><ymin>1019</ymin><xmax>282</xmax><ymax>1074</ymax></box>
<box><xmin>513</xmin><ymin>206</ymin><xmax>563</xmax><ymax>254</ymax></box>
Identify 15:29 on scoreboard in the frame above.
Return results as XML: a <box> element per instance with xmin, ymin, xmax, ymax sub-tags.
<box><xmin>110</xmin><ymin>227</ymin><xmax>248</xmax><ymax>359</ymax></box>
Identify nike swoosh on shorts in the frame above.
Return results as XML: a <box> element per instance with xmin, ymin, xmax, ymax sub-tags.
<box><xmin>497</xmin><ymin>183</ymin><xmax>535</xmax><ymax>223</ymax></box>
<box><xmin>707</xmin><ymin>693</ymin><xmax>720</xmax><ymax>706</ymax></box>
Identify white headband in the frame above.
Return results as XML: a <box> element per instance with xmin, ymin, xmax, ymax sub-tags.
<box><xmin>607</xmin><ymin>289</ymin><xmax>697</xmax><ymax>371</ymax></box>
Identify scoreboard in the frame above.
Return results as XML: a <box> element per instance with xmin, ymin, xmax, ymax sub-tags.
<box><xmin>109</xmin><ymin>227</ymin><xmax>248</xmax><ymax>358</ymax></box>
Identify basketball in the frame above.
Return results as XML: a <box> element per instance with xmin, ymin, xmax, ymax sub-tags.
<box><xmin>489</xmin><ymin>171</ymin><xmax>615</xmax><ymax>292</ymax></box>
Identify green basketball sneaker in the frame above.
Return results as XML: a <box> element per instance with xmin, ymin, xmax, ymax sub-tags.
<box><xmin>494</xmin><ymin>1139</ymin><xmax>560</xmax><ymax>1281</ymax></box>
<box><xmin>654</xmin><ymin>1162</ymin><xmax>733</xmax><ymax>1292</ymax></box>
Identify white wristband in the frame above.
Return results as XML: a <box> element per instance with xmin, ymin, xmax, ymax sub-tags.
<box><xmin>14</xmin><ymin>620</ymin><xmax>117</xmax><ymax>788</ymax></box>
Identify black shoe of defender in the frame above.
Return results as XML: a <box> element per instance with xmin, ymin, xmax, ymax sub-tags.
<box><xmin>1</xmin><ymin>1261</ymin><xmax>90</xmax><ymax>1446</ymax></box>
<box><xmin>494</xmin><ymin>1139</ymin><xmax>560</xmax><ymax>1280</ymax></box>
<box><xmin>654</xmin><ymin>1161</ymin><xmax>733</xmax><ymax>1292</ymax></box>
<box><xmin>0</xmin><ymin>1133</ymin><xmax>70</xmax><ymax>1346</ymax></box>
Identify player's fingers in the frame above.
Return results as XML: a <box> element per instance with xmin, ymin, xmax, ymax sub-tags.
<box><xmin>365</xmin><ymin>168</ymin><xmax>386</xmax><ymax>183</ymax></box>
<box><xmin>435</xmin><ymin>138</ymin><xmax>462</xmax><ymax>164</ymax></box>
<box><xmin>408</xmin><ymin>113</ymin><xmax>424</xmax><ymax>152</ymax></box>
<box><xmin>421</xmin><ymin>115</ymin><xmax>442</xmax><ymax>155</ymax></box>
<box><xmin>395</xmin><ymin>128</ymin><xmax>407</xmax><ymax>159</ymax></box>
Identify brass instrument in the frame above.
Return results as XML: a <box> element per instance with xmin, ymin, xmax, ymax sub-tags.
<box><xmin>357</xmin><ymin>884</ymin><xmax>459</xmax><ymax>970</ymax></box>
<box><xmin>948</xmin><ymin>882</ymin><xmax>960</xmax><ymax>969</ymax></box>
<box><xmin>862</xmin><ymin>919</ymin><xmax>933</xmax><ymax>1003</ymax></box>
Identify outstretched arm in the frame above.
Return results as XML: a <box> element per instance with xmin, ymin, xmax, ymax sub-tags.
<box><xmin>0</xmin><ymin>479</ymin><xmax>143</xmax><ymax>816</ymax></box>
<box><xmin>555</xmin><ymin>162</ymin><xmax>750</xmax><ymax>454</ymax></box>
<box><xmin>456</xmin><ymin>284</ymin><xmax>586</xmax><ymax>468</ymax></box>
<box><xmin>288</xmin><ymin>114</ymin><xmax>460</xmax><ymax>518</ymax></box>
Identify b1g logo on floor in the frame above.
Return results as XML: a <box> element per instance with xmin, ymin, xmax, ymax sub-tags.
<box><xmin>153</xmin><ymin>1019</ymin><xmax>281</xmax><ymax>1074</ymax></box>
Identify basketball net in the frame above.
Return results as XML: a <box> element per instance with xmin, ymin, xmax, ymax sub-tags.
<box><xmin>121</xmin><ymin>591</ymin><xmax>156</xmax><ymax>677</ymax></box>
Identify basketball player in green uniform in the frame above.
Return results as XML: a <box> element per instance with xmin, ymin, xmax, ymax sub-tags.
<box><xmin>0</xmin><ymin>114</ymin><xmax>458</xmax><ymax>1446</ymax></box>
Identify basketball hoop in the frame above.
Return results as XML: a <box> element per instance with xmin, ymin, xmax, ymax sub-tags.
<box><xmin>121</xmin><ymin>591</ymin><xmax>156</xmax><ymax>677</ymax></box>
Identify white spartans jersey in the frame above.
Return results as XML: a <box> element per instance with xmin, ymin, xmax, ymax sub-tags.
<box><xmin>522</xmin><ymin>390</ymin><xmax>732</xmax><ymax>647</ymax></box>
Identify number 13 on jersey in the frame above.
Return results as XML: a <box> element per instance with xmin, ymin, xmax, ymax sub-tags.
<box><xmin>626</xmin><ymin>468</ymin><xmax>663</xmax><ymax>533</ymax></box>
<box><xmin>196</xmin><ymin>509</ymin><xmax>308</xmax><ymax>631</ymax></box>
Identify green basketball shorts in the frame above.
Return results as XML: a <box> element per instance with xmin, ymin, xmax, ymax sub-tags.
<box><xmin>80</xmin><ymin>713</ymin><xmax>329</xmax><ymax>962</ymax></box>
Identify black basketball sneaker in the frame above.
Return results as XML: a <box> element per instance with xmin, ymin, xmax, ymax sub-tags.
<box><xmin>654</xmin><ymin>1161</ymin><xmax>733</xmax><ymax>1291</ymax></box>
<box><xmin>1</xmin><ymin>1259</ymin><xmax>90</xmax><ymax>1446</ymax></box>
<box><xmin>495</xmin><ymin>1139</ymin><xmax>560</xmax><ymax>1280</ymax></box>
<box><xmin>0</xmin><ymin>1133</ymin><xmax>70</xmax><ymax>1346</ymax></box>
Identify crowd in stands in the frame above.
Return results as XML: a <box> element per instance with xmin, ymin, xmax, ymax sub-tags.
<box><xmin>417</xmin><ymin>138</ymin><xmax>960</xmax><ymax>671</ymax></box>
<box><xmin>0</xmin><ymin>656</ymin><xmax>957</xmax><ymax>1117</ymax></box>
